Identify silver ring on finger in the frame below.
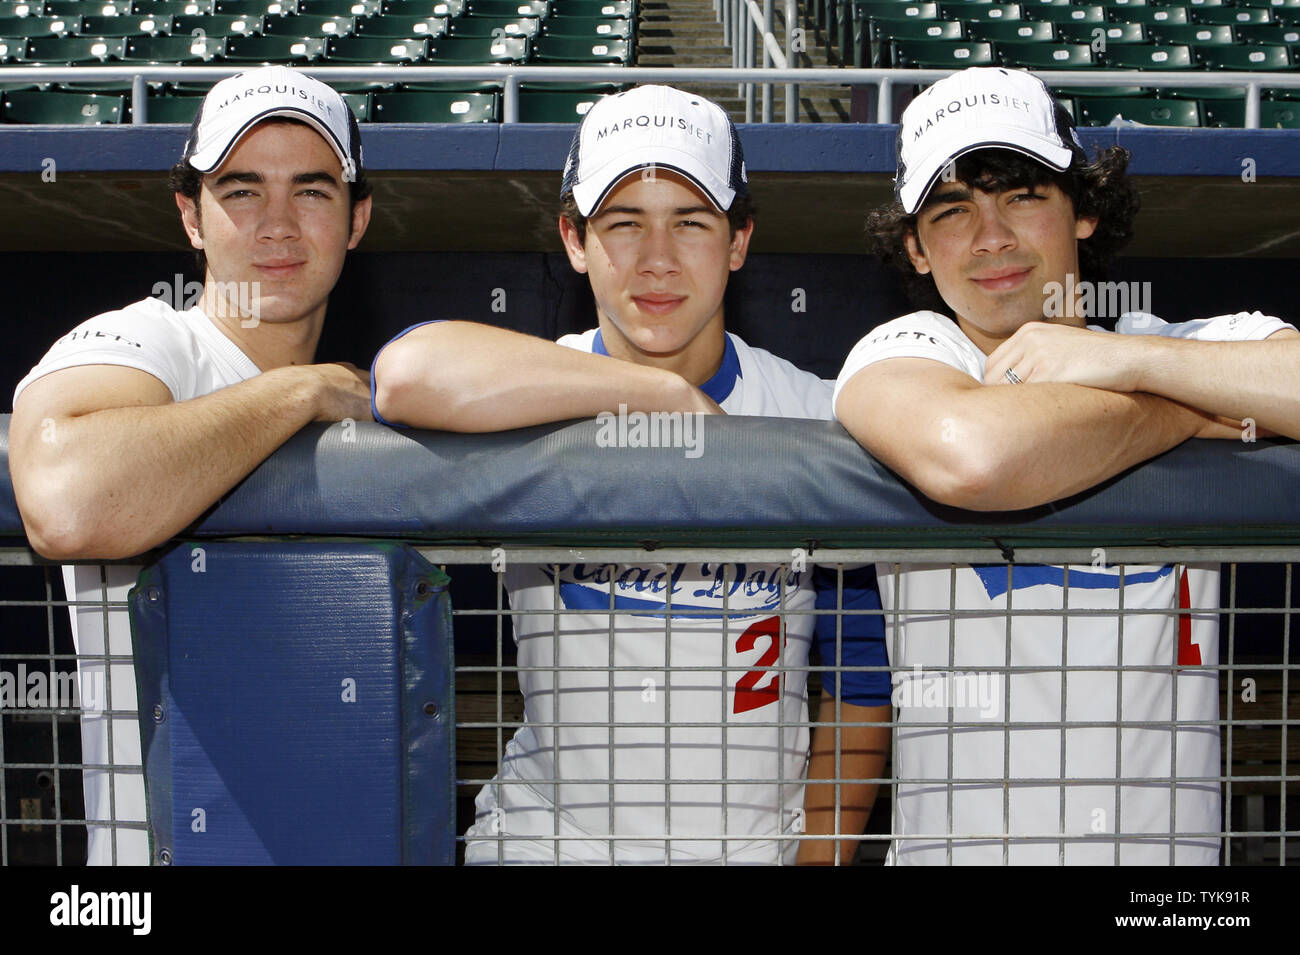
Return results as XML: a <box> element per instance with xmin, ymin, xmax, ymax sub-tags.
<box><xmin>1005</xmin><ymin>367</ymin><xmax>1024</xmax><ymax>385</ymax></box>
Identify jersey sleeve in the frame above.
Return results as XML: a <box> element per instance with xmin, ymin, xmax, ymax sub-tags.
<box><xmin>12</xmin><ymin>301</ymin><xmax>197</xmax><ymax>407</ymax></box>
<box><xmin>832</xmin><ymin>311</ymin><xmax>982</xmax><ymax>413</ymax></box>
<box><xmin>369</xmin><ymin>320</ymin><xmax>445</xmax><ymax>427</ymax></box>
<box><xmin>1117</xmin><ymin>310</ymin><xmax>1292</xmax><ymax>342</ymax></box>
<box><xmin>813</xmin><ymin>564</ymin><xmax>890</xmax><ymax>706</ymax></box>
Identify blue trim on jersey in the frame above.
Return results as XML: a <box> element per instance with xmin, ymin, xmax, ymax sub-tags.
<box><xmin>558</xmin><ymin>580</ymin><xmax>751</xmax><ymax>619</ymax></box>
<box><xmin>369</xmin><ymin>320</ymin><xmax>445</xmax><ymax>427</ymax></box>
<box><xmin>813</xmin><ymin>565</ymin><xmax>890</xmax><ymax>706</ymax></box>
<box><xmin>592</xmin><ymin>329</ymin><xmax>743</xmax><ymax>405</ymax></box>
<box><xmin>970</xmin><ymin>563</ymin><xmax>1173</xmax><ymax>599</ymax></box>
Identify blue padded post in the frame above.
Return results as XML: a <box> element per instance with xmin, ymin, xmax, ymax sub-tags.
<box><xmin>130</xmin><ymin>541</ymin><xmax>455</xmax><ymax>865</ymax></box>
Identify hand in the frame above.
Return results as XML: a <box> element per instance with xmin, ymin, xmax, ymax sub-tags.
<box><xmin>984</xmin><ymin>322</ymin><xmax>1143</xmax><ymax>392</ymax></box>
<box><xmin>309</xmin><ymin>362</ymin><xmax>374</xmax><ymax>423</ymax></box>
<box><xmin>691</xmin><ymin>390</ymin><xmax>726</xmax><ymax>416</ymax></box>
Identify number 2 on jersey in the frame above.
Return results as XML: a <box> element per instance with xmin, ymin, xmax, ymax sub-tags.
<box><xmin>733</xmin><ymin>616</ymin><xmax>784</xmax><ymax>714</ymax></box>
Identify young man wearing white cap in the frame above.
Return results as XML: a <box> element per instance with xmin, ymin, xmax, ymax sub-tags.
<box><xmin>10</xmin><ymin>65</ymin><xmax>374</xmax><ymax>864</ymax></box>
<box><xmin>830</xmin><ymin>66</ymin><xmax>1299</xmax><ymax>864</ymax></box>
<box><xmin>374</xmin><ymin>84</ymin><xmax>892</xmax><ymax>864</ymax></box>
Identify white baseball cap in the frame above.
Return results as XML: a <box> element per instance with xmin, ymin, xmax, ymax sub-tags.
<box><xmin>561</xmin><ymin>84</ymin><xmax>748</xmax><ymax>216</ymax></box>
<box><xmin>895</xmin><ymin>67</ymin><xmax>1085</xmax><ymax>214</ymax></box>
<box><xmin>182</xmin><ymin>66</ymin><xmax>362</xmax><ymax>182</ymax></box>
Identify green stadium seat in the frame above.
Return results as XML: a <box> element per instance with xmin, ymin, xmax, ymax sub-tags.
<box><xmin>891</xmin><ymin>37</ymin><xmax>994</xmax><ymax>65</ymax></box>
<box><xmin>26</xmin><ymin>34</ymin><xmax>126</xmax><ymax>60</ymax></box>
<box><xmin>212</xmin><ymin>0</ymin><xmax>296</xmax><ymax>15</ymax></box>
<box><xmin>1115</xmin><ymin>6</ymin><xmax>1188</xmax><ymax>23</ymax></box>
<box><xmin>849</xmin><ymin>2</ymin><xmax>938</xmax><ymax>65</ymax></box>
<box><xmin>1076</xmin><ymin>95</ymin><xmax>1200</xmax><ymax>125</ymax></box>
<box><xmin>938</xmin><ymin>2</ymin><xmax>1020</xmax><ymax>19</ymax></box>
<box><xmin>326</xmin><ymin>32</ymin><xmax>428</xmax><ymax>57</ymax></box>
<box><xmin>370</xmin><ymin>88</ymin><xmax>497</xmax><ymax>120</ymax></box>
<box><xmin>261</xmin><ymin>12</ymin><xmax>356</xmax><ymax>34</ymax></box>
<box><xmin>551</xmin><ymin>0</ymin><xmax>632</xmax><ymax>14</ymax></box>
<box><xmin>1238</xmin><ymin>0</ymin><xmax>1300</xmax><ymax>7</ymax></box>
<box><xmin>539</xmin><ymin>14</ymin><xmax>628</xmax><ymax>36</ymax></box>
<box><xmin>0</xmin><ymin>14</ymin><xmax>75</xmax><ymax>34</ymax></box>
<box><xmin>1102</xmin><ymin>42</ymin><xmax>1193</xmax><ymax>68</ymax></box>
<box><xmin>530</xmin><ymin>32</ymin><xmax>624</xmax><ymax>60</ymax></box>
<box><xmin>450</xmin><ymin>15</ymin><xmax>540</xmax><ymax>35</ymax></box>
<box><xmin>297</xmin><ymin>0</ymin><xmax>379</xmax><ymax>13</ymax></box>
<box><xmin>465</xmin><ymin>0</ymin><xmax>548</xmax><ymax>14</ymax></box>
<box><xmin>402</xmin><ymin>78</ymin><xmax>501</xmax><ymax>90</ymax></box>
<box><xmin>869</xmin><ymin>17</ymin><xmax>961</xmax><ymax>65</ymax></box>
<box><xmin>341</xmin><ymin>88</ymin><xmax>368</xmax><ymax>118</ymax></box>
<box><xmin>122</xmin><ymin>31</ymin><xmax>222</xmax><ymax>57</ymax></box>
<box><xmin>1145</xmin><ymin>21</ymin><xmax>1231</xmax><ymax>43</ymax></box>
<box><xmin>1024</xmin><ymin>3</ymin><xmax>1105</xmax><ymax>21</ymax></box>
<box><xmin>80</xmin><ymin>13</ymin><xmax>173</xmax><ymax>33</ymax></box>
<box><xmin>144</xmin><ymin>92</ymin><xmax>203</xmax><ymax>121</ymax></box>
<box><xmin>996</xmin><ymin>39</ymin><xmax>1095</xmax><ymax>66</ymax></box>
<box><xmin>1105</xmin><ymin>0</ymin><xmax>1146</xmax><ymax>7</ymax></box>
<box><xmin>2</xmin><ymin>88</ymin><xmax>124</xmax><ymax>122</ymax></box>
<box><xmin>0</xmin><ymin>36</ymin><xmax>26</xmax><ymax>58</ymax></box>
<box><xmin>517</xmin><ymin>87</ymin><xmax>604</xmax><ymax>120</ymax></box>
<box><xmin>1055</xmin><ymin>20</ymin><xmax>1145</xmax><ymax>41</ymax></box>
<box><xmin>967</xmin><ymin>19</ymin><xmax>1055</xmax><ymax>41</ymax></box>
<box><xmin>0</xmin><ymin>2</ymin><xmax>44</xmax><ymax>16</ymax></box>
<box><xmin>1236</xmin><ymin>22</ymin><xmax>1300</xmax><ymax>43</ymax></box>
<box><xmin>1196</xmin><ymin>42</ymin><xmax>1291</xmax><ymax>68</ymax></box>
<box><xmin>174</xmin><ymin>12</ymin><xmax>264</xmax><ymax>32</ymax></box>
<box><xmin>46</xmin><ymin>0</ymin><xmax>126</xmax><ymax>14</ymax></box>
<box><xmin>224</xmin><ymin>32</ymin><xmax>324</xmax><ymax>56</ymax></box>
<box><xmin>1192</xmin><ymin>7</ymin><xmax>1274</xmax><ymax>24</ymax></box>
<box><xmin>1021</xmin><ymin>0</ymin><xmax>1071</xmax><ymax>6</ymax></box>
<box><xmin>1261</xmin><ymin>99</ymin><xmax>1300</xmax><ymax>126</ymax></box>
<box><xmin>426</xmin><ymin>31</ymin><xmax>525</xmax><ymax>58</ymax></box>
<box><xmin>1197</xmin><ymin>97</ymin><xmax>1300</xmax><ymax>128</ymax></box>
<box><xmin>382</xmin><ymin>0</ymin><xmax>463</xmax><ymax>14</ymax></box>
<box><xmin>135</xmin><ymin>0</ymin><xmax>216</xmax><ymax>15</ymax></box>
<box><xmin>353</xmin><ymin>12</ymin><xmax>446</xmax><ymax>33</ymax></box>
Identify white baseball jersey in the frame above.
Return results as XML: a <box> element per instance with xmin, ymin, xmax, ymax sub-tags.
<box><xmin>463</xmin><ymin>329</ymin><xmax>836</xmax><ymax>864</ymax></box>
<box><xmin>14</xmin><ymin>296</ymin><xmax>261</xmax><ymax>866</ymax></box>
<box><xmin>834</xmin><ymin>309</ymin><xmax>1290</xmax><ymax>865</ymax></box>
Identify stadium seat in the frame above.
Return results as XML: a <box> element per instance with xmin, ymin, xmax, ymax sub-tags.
<box><xmin>212</xmin><ymin>0</ymin><xmax>296</xmax><ymax>15</ymax></box>
<box><xmin>1196</xmin><ymin>42</ymin><xmax>1291</xmax><ymax>69</ymax></box>
<box><xmin>371</xmin><ymin>88</ymin><xmax>497</xmax><ymax>120</ymax></box>
<box><xmin>297</xmin><ymin>0</ymin><xmax>379</xmax><ymax>13</ymax></box>
<box><xmin>1144</xmin><ymin>22</ymin><xmax>1231</xmax><ymax>44</ymax></box>
<box><xmin>0</xmin><ymin>14</ymin><xmax>75</xmax><ymax>35</ymax></box>
<box><xmin>465</xmin><ymin>0</ymin><xmax>548</xmax><ymax>14</ymax></box>
<box><xmin>80</xmin><ymin>13</ymin><xmax>174</xmax><ymax>34</ymax></box>
<box><xmin>1115</xmin><ymin>6</ymin><xmax>1188</xmax><ymax>23</ymax></box>
<box><xmin>517</xmin><ymin>87</ymin><xmax>604</xmax><ymax>120</ymax></box>
<box><xmin>531</xmin><ymin>33</ymin><xmax>626</xmax><ymax>60</ymax></box>
<box><xmin>173</xmin><ymin>12</ymin><xmax>265</xmax><ymax>32</ymax></box>
<box><xmin>0</xmin><ymin>2</ymin><xmax>44</xmax><ymax>16</ymax></box>
<box><xmin>122</xmin><ymin>31</ymin><xmax>223</xmax><ymax>58</ymax></box>
<box><xmin>1192</xmin><ymin>7</ymin><xmax>1274</xmax><ymax>24</ymax></box>
<box><xmin>1235</xmin><ymin>22</ymin><xmax>1300</xmax><ymax>44</ymax></box>
<box><xmin>1023</xmin><ymin>3</ymin><xmax>1105</xmax><ymax>21</ymax></box>
<box><xmin>551</xmin><ymin>0</ymin><xmax>632</xmax><ymax>15</ymax></box>
<box><xmin>260</xmin><ymin>12</ymin><xmax>357</xmax><ymax>34</ymax></box>
<box><xmin>1105</xmin><ymin>0</ymin><xmax>1147</xmax><ymax>7</ymax></box>
<box><xmin>1238</xmin><ymin>0</ymin><xmax>1300</xmax><ymax>7</ymax></box>
<box><xmin>1076</xmin><ymin>95</ymin><xmax>1200</xmax><ymax>125</ymax></box>
<box><xmin>144</xmin><ymin>93</ymin><xmax>203</xmax><ymax>121</ymax></box>
<box><xmin>342</xmin><ymin>88</ymin><xmax>368</xmax><ymax>118</ymax></box>
<box><xmin>869</xmin><ymin>16</ymin><xmax>962</xmax><ymax>64</ymax></box>
<box><xmin>326</xmin><ymin>32</ymin><xmax>428</xmax><ymax>58</ymax></box>
<box><xmin>2</xmin><ymin>88</ymin><xmax>125</xmax><ymax>122</ymax></box>
<box><xmin>426</xmin><ymin>32</ymin><xmax>525</xmax><ymax>59</ymax></box>
<box><xmin>224</xmin><ymin>32</ymin><xmax>325</xmax><ymax>57</ymax></box>
<box><xmin>938</xmin><ymin>2</ymin><xmax>1020</xmax><ymax>20</ymax></box>
<box><xmin>26</xmin><ymin>35</ymin><xmax>127</xmax><ymax>61</ymax></box>
<box><xmin>891</xmin><ymin>37</ymin><xmax>993</xmax><ymax>66</ymax></box>
<box><xmin>1101</xmin><ymin>42</ymin><xmax>1194</xmax><ymax>68</ymax></box>
<box><xmin>539</xmin><ymin>14</ymin><xmax>629</xmax><ymax>36</ymax></box>
<box><xmin>0</xmin><ymin>37</ymin><xmax>26</xmax><ymax>59</ymax></box>
<box><xmin>450</xmin><ymin>15</ymin><xmax>540</xmax><ymax>35</ymax></box>
<box><xmin>848</xmin><ymin>2</ymin><xmax>939</xmax><ymax>65</ymax></box>
<box><xmin>353</xmin><ymin>12</ymin><xmax>446</xmax><ymax>33</ymax></box>
<box><xmin>1055</xmin><ymin>20</ymin><xmax>1146</xmax><ymax>42</ymax></box>
<box><xmin>45</xmin><ymin>0</ymin><xmax>125</xmax><ymax>14</ymax></box>
<box><xmin>382</xmin><ymin>0</ymin><xmax>464</xmax><ymax>14</ymax></box>
<box><xmin>996</xmin><ymin>39</ymin><xmax>1095</xmax><ymax>67</ymax></box>
<box><xmin>134</xmin><ymin>0</ymin><xmax>217</xmax><ymax>15</ymax></box>
<box><xmin>966</xmin><ymin>19</ymin><xmax>1055</xmax><ymax>42</ymax></box>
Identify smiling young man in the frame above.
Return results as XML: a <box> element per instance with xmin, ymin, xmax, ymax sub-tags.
<box><xmin>373</xmin><ymin>84</ymin><xmax>891</xmax><ymax>864</ymax></box>
<box><xmin>828</xmin><ymin>66</ymin><xmax>1299</xmax><ymax>864</ymax></box>
<box><xmin>9</xmin><ymin>66</ymin><xmax>373</xmax><ymax>864</ymax></box>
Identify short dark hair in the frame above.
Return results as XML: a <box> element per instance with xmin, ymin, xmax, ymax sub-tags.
<box><xmin>559</xmin><ymin>188</ymin><xmax>756</xmax><ymax>244</ymax></box>
<box><xmin>866</xmin><ymin>146</ymin><xmax>1139</xmax><ymax>316</ymax></box>
<box><xmin>169</xmin><ymin>116</ymin><xmax>373</xmax><ymax>273</ymax></box>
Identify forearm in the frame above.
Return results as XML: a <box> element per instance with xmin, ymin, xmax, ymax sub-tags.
<box><xmin>15</xmin><ymin>367</ymin><xmax>325</xmax><ymax>559</ymax></box>
<box><xmin>373</xmin><ymin>321</ymin><xmax>712</xmax><ymax>431</ymax></box>
<box><xmin>798</xmin><ymin>700</ymin><xmax>890</xmax><ymax>866</ymax></box>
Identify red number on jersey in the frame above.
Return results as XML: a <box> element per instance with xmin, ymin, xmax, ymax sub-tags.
<box><xmin>1177</xmin><ymin>567</ymin><xmax>1203</xmax><ymax>667</ymax></box>
<box><xmin>733</xmin><ymin>616</ymin><xmax>784</xmax><ymax>714</ymax></box>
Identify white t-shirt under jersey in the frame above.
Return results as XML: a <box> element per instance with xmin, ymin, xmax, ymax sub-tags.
<box><xmin>464</xmin><ymin>329</ymin><xmax>836</xmax><ymax>865</ymax></box>
<box><xmin>14</xmin><ymin>297</ymin><xmax>261</xmax><ymax>866</ymax></box>
<box><xmin>833</xmin><ymin>309</ymin><xmax>1290</xmax><ymax>865</ymax></box>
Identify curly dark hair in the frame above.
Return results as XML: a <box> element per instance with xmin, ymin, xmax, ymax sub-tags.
<box><xmin>559</xmin><ymin>188</ymin><xmax>756</xmax><ymax>244</ymax></box>
<box><xmin>168</xmin><ymin>116</ymin><xmax>373</xmax><ymax>274</ymax></box>
<box><xmin>866</xmin><ymin>146</ymin><xmax>1140</xmax><ymax>317</ymax></box>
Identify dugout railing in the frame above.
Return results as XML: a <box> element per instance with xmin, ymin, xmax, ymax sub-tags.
<box><xmin>0</xmin><ymin>416</ymin><xmax>1296</xmax><ymax>865</ymax></box>
<box><xmin>1</xmin><ymin>65</ymin><xmax>1299</xmax><ymax>124</ymax></box>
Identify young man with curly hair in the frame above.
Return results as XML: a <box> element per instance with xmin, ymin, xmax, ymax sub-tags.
<box><xmin>826</xmin><ymin>67</ymin><xmax>1300</xmax><ymax>864</ymax></box>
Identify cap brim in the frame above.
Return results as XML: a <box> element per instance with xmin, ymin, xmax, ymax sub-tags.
<box><xmin>188</xmin><ymin>105</ymin><xmax>349</xmax><ymax>175</ymax></box>
<box><xmin>572</xmin><ymin>145</ymin><xmax>734</xmax><ymax>216</ymax></box>
<box><xmin>899</xmin><ymin>130</ymin><xmax>1076</xmax><ymax>214</ymax></box>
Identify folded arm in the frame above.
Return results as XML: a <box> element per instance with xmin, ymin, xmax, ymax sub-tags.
<box><xmin>371</xmin><ymin>321</ymin><xmax>720</xmax><ymax>432</ymax></box>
